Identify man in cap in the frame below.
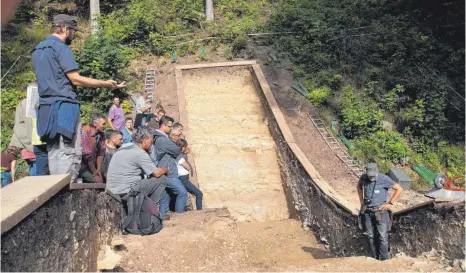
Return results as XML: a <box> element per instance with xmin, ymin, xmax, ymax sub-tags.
<box><xmin>32</xmin><ymin>14</ymin><xmax>123</xmax><ymax>182</ymax></box>
<box><xmin>357</xmin><ymin>162</ymin><xmax>403</xmax><ymax>261</ymax></box>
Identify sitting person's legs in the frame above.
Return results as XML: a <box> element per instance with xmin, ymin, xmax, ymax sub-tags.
<box><xmin>179</xmin><ymin>174</ymin><xmax>203</xmax><ymax>210</ymax></box>
<box><xmin>166</xmin><ymin>176</ymin><xmax>188</xmax><ymax>213</ymax></box>
<box><xmin>132</xmin><ymin>176</ymin><xmax>168</xmax><ymax>205</ymax></box>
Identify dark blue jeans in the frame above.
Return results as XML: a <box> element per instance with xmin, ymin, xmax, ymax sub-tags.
<box><xmin>179</xmin><ymin>174</ymin><xmax>203</xmax><ymax>210</ymax></box>
<box><xmin>33</xmin><ymin>144</ymin><xmax>49</xmax><ymax>175</ymax></box>
<box><xmin>160</xmin><ymin>176</ymin><xmax>188</xmax><ymax>214</ymax></box>
<box><xmin>363</xmin><ymin>210</ymin><xmax>390</xmax><ymax>260</ymax></box>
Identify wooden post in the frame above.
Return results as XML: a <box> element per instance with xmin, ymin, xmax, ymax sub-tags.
<box><xmin>90</xmin><ymin>0</ymin><xmax>100</xmax><ymax>34</ymax></box>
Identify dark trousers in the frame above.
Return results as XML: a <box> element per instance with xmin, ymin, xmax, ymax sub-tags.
<box><xmin>179</xmin><ymin>174</ymin><xmax>203</xmax><ymax>210</ymax></box>
<box><xmin>131</xmin><ymin>177</ymin><xmax>168</xmax><ymax>205</ymax></box>
<box><xmin>134</xmin><ymin>113</ymin><xmax>146</xmax><ymax>128</ymax></box>
<box><xmin>363</xmin><ymin>210</ymin><xmax>390</xmax><ymax>260</ymax></box>
<box><xmin>33</xmin><ymin>144</ymin><xmax>49</xmax><ymax>175</ymax></box>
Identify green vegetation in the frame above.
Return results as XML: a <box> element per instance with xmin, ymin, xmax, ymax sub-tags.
<box><xmin>75</xmin><ymin>34</ymin><xmax>132</xmax><ymax>119</ymax></box>
<box><xmin>1</xmin><ymin>0</ymin><xmax>271</xmax><ymax>152</ymax></box>
<box><xmin>1</xmin><ymin>0</ymin><xmax>463</xmax><ymax>188</ymax></box>
<box><xmin>268</xmin><ymin>0</ymin><xmax>465</xmax><ymax>185</ymax></box>
<box><xmin>99</xmin><ymin>0</ymin><xmax>271</xmax><ymax>57</ymax></box>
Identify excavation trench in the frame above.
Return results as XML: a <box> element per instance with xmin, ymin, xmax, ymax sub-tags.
<box><xmin>1</xmin><ymin>62</ymin><xmax>464</xmax><ymax>272</ymax></box>
<box><xmin>182</xmin><ymin>66</ymin><xmax>291</xmax><ymax>222</ymax></box>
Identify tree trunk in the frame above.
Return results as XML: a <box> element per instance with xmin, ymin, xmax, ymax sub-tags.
<box><xmin>90</xmin><ymin>0</ymin><xmax>100</xmax><ymax>34</ymax></box>
<box><xmin>205</xmin><ymin>0</ymin><xmax>214</xmax><ymax>21</ymax></box>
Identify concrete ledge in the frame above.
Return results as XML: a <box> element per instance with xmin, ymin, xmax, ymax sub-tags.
<box><xmin>251</xmin><ymin>65</ymin><xmax>296</xmax><ymax>144</ymax></box>
<box><xmin>1</xmin><ymin>174</ymin><xmax>70</xmax><ymax>234</ymax></box>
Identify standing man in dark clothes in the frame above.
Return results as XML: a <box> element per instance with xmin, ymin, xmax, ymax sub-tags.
<box><xmin>357</xmin><ymin>162</ymin><xmax>403</xmax><ymax>260</ymax></box>
<box><xmin>108</xmin><ymin>97</ymin><xmax>125</xmax><ymax>131</ymax></box>
<box><xmin>32</xmin><ymin>14</ymin><xmax>122</xmax><ymax>182</ymax></box>
<box><xmin>79</xmin><ymin>113</ymin><xmax>107</xmax><ymax>183</ymax></box>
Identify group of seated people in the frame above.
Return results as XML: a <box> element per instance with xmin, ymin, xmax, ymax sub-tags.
<box><xmin>79</xmin><ymin>95</ymin><xmax>203</xmax><ymax>218</ymax></box>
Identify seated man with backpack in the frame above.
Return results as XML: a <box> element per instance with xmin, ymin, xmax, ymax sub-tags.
<box><xmin>107</xmin><ymin>127</ymin><xmax>169</xmax><ymax>235</ymax></box>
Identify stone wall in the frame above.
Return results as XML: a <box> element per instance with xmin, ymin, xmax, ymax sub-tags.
<box><xmin>1</xmin><ymin>190</ymin><xmax>122</xmax><ymax>272</ymax></box>
<box><xmin>251</xmin><ymin>66</ymin><xmax>465</xmax><ymax>260</ymax></box>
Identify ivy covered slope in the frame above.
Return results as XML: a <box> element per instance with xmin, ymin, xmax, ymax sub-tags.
<box><xmin>268</xmin><ymin>0</ymin><xmax>465</xmax><ymax>181</ymax></box>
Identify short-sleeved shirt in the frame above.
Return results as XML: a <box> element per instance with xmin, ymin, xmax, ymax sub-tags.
<box><xmin>101</xmin><ymin>145</ymin><xmax>118</xmax><ymax>178</ymax></box>
<box><xmin>109</xmin><ymin>105</ymin><xmax>125</xmax><ymax>130</ymax></box>
<box><xmin>80</xmin><ymin>127</ymin><xmax>106</xmax><ymax>172</ymax></box>
<box><xmin>1</xmin><ymin>152</ymin><xmax>16</xmax><ymax>172</ymax></box>
<box><xmin>360</xmin><ymin>173</ymin><xmax>396</xmax><ymax>208</ymax></box>
<box><xmin>32</xmin><ymin>35</ymin><xmax>79</xmax><ymax>105</ymax></box>
<box><xmin>136</xmin><ymin>97</ymin><xmax>150</xmax><ymax>114</ymax></box>
<box><xmin>107</xmin><ymin>143</ymin><xmax>158</xmax><ymax>194</ymax></box>
<box><xmin>176</xmin><ymin>155</ymin><xmax>190</xmax><ymax>176</ymax></box>
<box><xmin>121</xmin><ymin>128</ymin><xmax>133</xmax><ymax>144</ymax></box>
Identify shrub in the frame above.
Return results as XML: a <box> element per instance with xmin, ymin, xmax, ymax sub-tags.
<box><xmin>120</xmin><ymin>99</ymin><xmax>133</xmax><ymax>115</ymax></box>
<box><xmin>354</xmin><ymin>131</ymin><xmax>412</xmax><ymax>168</ymax></box>
<box><xmin>340</xmin><ymin>85</ymin><xmax>383</xmax><ymax>138</ymax></box>
<box><xmin>306</xmin><ymin>85</ymin><xmax>330</xmax><ymax>105</ymax></box>
<box><xmin>75</xmin><ymin>34</ymin><xmax>132</xmax><ymax>111</ymax></box>
<box><xmin>437</xmin><ymin>142</ymin><xmax>465</xmax><ymax>177</ymax></box>
<box><xmin>231</xmin><ymin>36</ymin><xmax>248</xmax><ymax>56</ymax></box>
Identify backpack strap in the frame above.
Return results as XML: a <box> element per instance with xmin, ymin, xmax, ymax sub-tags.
<box><xmin>120</xmin><ymin>190</ymin><xmax>139</xmax><ymax>230</ymax></box>
<box><xmin>133</xmin><ymin>192</ymin><xmax>145</xmax><ymax>231</ymax></box>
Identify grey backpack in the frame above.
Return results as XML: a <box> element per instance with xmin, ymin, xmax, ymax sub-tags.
<box><xmin>120</xmin><ymin>190</ymin><xmax>163</xmax><ymax>235</ymax></box>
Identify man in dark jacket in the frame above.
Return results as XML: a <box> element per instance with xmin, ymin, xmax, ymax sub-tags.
<box><xmin>151</xmin><ymin>116</ymin><xmax>188</xmax><ymax>215</ymax></box>
<box><xmin>32</xmin><ymin>14</ymin><xmax>122</xmax><ymax>182</ymax></box>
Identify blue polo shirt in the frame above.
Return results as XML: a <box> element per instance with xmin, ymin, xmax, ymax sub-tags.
<box><xmin>360</xmin><ymin>173</ymin><xmax>396</xmax><ymax>208</ymax></box>
<box><xmin>32</xmin><ymin>35</ymin><xmax>79</xmax><ymax>105</ymax></box>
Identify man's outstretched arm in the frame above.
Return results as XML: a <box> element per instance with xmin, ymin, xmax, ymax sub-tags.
<box><xmin>66</xmin><ymin>71</ymin><xmax>119</xmax><ymax>88</ymax></box>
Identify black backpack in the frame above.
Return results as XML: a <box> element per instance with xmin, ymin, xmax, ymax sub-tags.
<box><xmin>120</xmin><ymin>190</ymin><xmax>163</xmax><ymax>235</ymax></box>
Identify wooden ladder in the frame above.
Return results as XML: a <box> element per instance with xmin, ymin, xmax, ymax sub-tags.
<box><xmin>144</xmin><ymin>68</ymin><xmax>156</xmax><ymax>104</ymax></box>
<box><xmin>307</xmin><ymin>112</ymin><xmax>364</xmax><ymax>178</ymax></box>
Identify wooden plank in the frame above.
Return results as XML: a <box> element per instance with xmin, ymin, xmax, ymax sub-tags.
<box><xmin>1</xmin><ymin>174</ymin><xmax>70</xmax><ymax>234</ymax></box>
<box><xmin>176</xmin><ymin>60</ymin><xmax>257</xmax><ymax>70</ymax></box>
<box><xmin>69</xmin><ymin>183</ymin><xmax>106</xmax><ymax>190</ymax></box>
<box><xmin>393</xmin><ymin>200</ymin><xmax>435</xmax><ymax>215</ymax></box>
<box><xmin>251</xmin><ymin>65</ymin><xmax>296</xmax><ymax>144</ymax></box>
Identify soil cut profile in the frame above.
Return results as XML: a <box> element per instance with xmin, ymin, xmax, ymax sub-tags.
<box><xmin>182</xmin><ymin>67</ymin><xmax>289</xmax><ymax>222</ymax></box>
